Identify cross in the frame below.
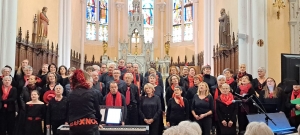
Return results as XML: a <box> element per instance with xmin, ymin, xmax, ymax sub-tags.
<box><xmin>164</xmin><ymin>33</ymin><xmax>173</xmax><ymax>42</ymax></box>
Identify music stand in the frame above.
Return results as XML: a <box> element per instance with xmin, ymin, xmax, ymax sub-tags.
<box><xmin>247</xmin><ymin>113</ymin><xmax>295</xmax><ymax>135</ymax></box>
<box><xmin>104</xmin><ymin>106</ymin><xmax>124</xmax><ymax>125</ymax></box>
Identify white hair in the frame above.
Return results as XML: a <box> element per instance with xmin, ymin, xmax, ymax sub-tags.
<box><xmin>124</xmin><ymin>73</ymin><xmax>133</xmax><ymax>78</ymax></box>
<box><xmin>217</xmin><ymin>75</ymin><xmax>226</xmax><ymax>81</ymax></box>
<box><xmin>258</xmin><ymin>67</ymin><xmax>266</xmax><ymax>72</ymax></box>
<box><xmin>55</xmin><ymin>85</ymin><xmax>64</xmax><ymax>90</ymax></box>
<box><xmin>23</xmin><ymin>65</ymin><xmax>33</xmax><ymax>70</ymax></box>
<box><xmin>2</xmin><ymin>76</ymin><xmax>12</xmax><ymax>82</ymax></box>
<box><xmin>92</xmin><ymin>65</ymin><xmax>100</xmax><ymax>70</ymax></box>
<box><xmin>178</xmin><ymin>121</ymin><xmax>202</xmax><ymax>135</ymax></box>
<box><xmin>1</xmin><ymin>67</ymin><xmax>11</xmax><ymax>73</ymax></box>
<box><xmin>245</xmin><ymin>122</ymin><xmax>273</xmax><ymax>135</ymax></box>
<box><xmin>107</xmin><ymin>62</ymin><xmax>116</xmax><ymax>68</ymax></box>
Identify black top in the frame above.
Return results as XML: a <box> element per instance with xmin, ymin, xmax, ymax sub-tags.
<box><xmin>139</xmin><ymin>95</ymin><xmax>162</xmax><ymax>121</ymax></box>
<box><xmin>227</xmin><ymin>80</ymin><xmax>238</xmax><ymax>92</ymax></box>
<box><xmin>186</xmin><ymin>86</ymin><xmax>198</xmax><ymax>106</ymax></box>
<box><xmin>211</xmin><ymin>85</ymin><xmax>222</xmax><ymax>99</ymax></box>
<box><xmin>0</xmin><ymin>86</ymin><xmax>17</xmax><ymax>112</ymax></box>
<box><xmin>103</xmin><ymin>93</ymin><xmax>127</xmax><ymax>122</ymax></box>
<box><xmin>46</xmin><ymin>97</ymin><xmax>68</xmax><ymax>124</ymax></box>
<box><xmin>252</xmin><ymin>78</ymin><xmax>267</xmax><ymax>95</ymax></box>
<box><xmin>68</xmin><ymin>88</ymin><xmax>101</xmax><ymax>124</ymax></box>
<box><xmin>60</xmin><ymin>77</ymin><xmax>70</xmax><ymax>89</ymax></box>
<box><xmin>105</xmin><ymin>80</ymin><xmax>126</xmax><ymax>95</ymax></box>
<box><xmin>119</xmin><ymin>83</ymin><xmax>139</xmax><ymax>105</ymax></box>
<box><xmin>26</xmin><ymin>104</ymin><xmax>45</xmax><ymax>120</ymax></box>
<box><xmin>99</xmin><ymin>72</ymin><xmax>114</xmax><ymax>86</ymax></box>
<box><xmin>259</xmin><ymin>89</ymin><xmax>286</xmax><ymax>113</ymax></box>
<box><xmin>92</xmin><ymin>82</ymin><xmax>105</xmax><ymax>98</ymax></box>
<box><xmin>191</xmin><ymin>94</ymin><xmax>214</xmax><ymax>116</ymax></box>
<box><xmin>142</xmin><ymin>76</ymin><xmax>164</xmax><ymax>91</ymax></box>
<box><xmin>166</xmin><ymin>98</ymin><xmax>189</xmax><ymax>122</ymax></box>
<box><xmin>20</xmin><ymin>85</ymin><xmax>42</xmax><ymax>110</ymax></box>
<box><xmin>165</xmin><ymin>86</ymin><xmax>186</xmax><ymax>105</ymax></box>
<box><xmin>92</xmin><ymin>88</ymin><xmax>103</xmax><ymax>105</ymax></box>
<box><xmin>216</xmin><ymin>98</ymin><xmax>238</xmax><ymax>122</ymax></box>
<box><xmin>234</xmin><ymin>87</ymin><xmax>257</xmax><ymax>114</ymax></box>
<box><xmin>142</xmin><ymin>86</ymin><xmax>165</xmax><ymax>111</ymax></box>
<box><xmin>203</xmin><ymin>74</ymin><xmax>217</xmax><ymax>93</ymax></box>
<box><xmin>41</xmin><ymin>83</ymin><xmax>63</xmax><ymax>103</ymax></box>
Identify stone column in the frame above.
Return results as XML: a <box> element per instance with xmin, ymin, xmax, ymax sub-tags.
<box><xmin>194</xmin><ymin>0</ymin><xmax>199</xmax><ymax>66</ymax></box>
<box><xmin>204</xmin><ymin>0</ymin><xmax>214</xmax><ymax>73</ymax></box>
<box><xmin>58</xmin><ymin>0</ymin><xmax>72</xmax><ymax>68</ymax></box>
<box><xmin>289</xmin><ymin>0</ymin><xmax>300</xmax><ymax>54</ymax></box>
<box><xmin>251</xmin><ymin>0</ymin><xmax>267</xmax><ymax>77</ymax></box>
<box><xmin>0</xmin><ymin>0</ymin><xmax>18</xmax><ymax>73</ymax></box>
<box><xmin>116</xmin><ymin>2</ymin><xmax>124</xmax><ymax>41</ymax></box>
<box><xmin>157</xmin><ymin>2</ymin><xmax>166</xmax><ymax>59</ymax></box>
<box><xmin>80</xmin><ymin>0</ymin><xmax>85</xmax><ymax>69</ymax></box>
<box><xmin>238</xmin><ymin>0</ymin><xmax>249</xmax><ymax>68</ymax></box>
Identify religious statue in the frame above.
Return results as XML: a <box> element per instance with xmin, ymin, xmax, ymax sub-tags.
<box><xmin>38</xmin><ymin>7</ymin><xmax>49</xmax><ymax>44</ymax></box>
<box><xmin>218</xmin><ymin>8</ymin><xmax>229</xmax><ymax>46</ymax></box>
<box><xmin>165</xmin><ymin>41</ymin><xmax>170</xmax><ymax>56</ymax></box>
<box><xmin>99</xmin><ymin>0</ymin><xmax>107</xmax><ymax>23</ymax></box>
<box><xmin>103</xmin><ymin>40</ymin><xmax>108</xmax><ymax>55</ymax></box>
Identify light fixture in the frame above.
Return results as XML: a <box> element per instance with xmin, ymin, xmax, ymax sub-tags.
<box><xmin>273</xmin><ymin>0</ymin><xmax>286</xmax><ymax>20</ymax></box>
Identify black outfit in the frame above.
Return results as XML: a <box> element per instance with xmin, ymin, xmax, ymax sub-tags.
<box><xmin>103</xmin><ymin>93</ymin><xmax>127</xmax><ymax>123</ymax></box>
<box><xmin>120</xmin><ymin>84</ymin><xmax>139</xmax><ymax>125</ymax></box>
<box><xmin>37</xmin><ymin>73</ymin><xmax>47</xmax><ymax>88</ymax></box>
<box><xmin>142</xmin><ymin>75</ymin><xmax>164</xmax><ymax>90</ymax></box>
<box><xmin>211</xmin><ymin>86</ymin><xmax>222</xmax><ymax>135</ymax></box>
<box><xmin>166</xmin><ymin>98</ymin><xmax>189</xmax><ymax>126</ymax></box>
<box><xmin>41</xmin><ymin>83</ymin><xmax>62</xmax><ymax>103</ymax></box>
<box><xmin>24</xmin><ymin>104</ymin><xmax>45</xmax><ymax>135</ymax></box>
<box><xmin>186</xmin><ymin>86</ymin><xmax>198</xmax><ymax>120</ymax></box>
<box><xmin>234</xmin><ymin>87</ymin><xmax>256</xmax><ymax>133</ymax></box>
<box><xmin>165</xmin><ymin>75</ymin><xmax>185</xmax><ymax>90</ymax></box>
<box><xmin>286</xmin><ymin>93</ymin><xmax>300</xmax><ymax>127</ymax></box>
<box><xmin>68</xmin><ymin>87</ymin><xmax>101</xmax><ymax>135</ymax></box>
<box><xmin>191</xmin><ymin>94</ymin><xmax>213</xmax><ymax>135</ymax></box>
<box><xmin>93</xmin><ymin>81</ymin><xmax>105</xmax><ymax>97</ymax></box>
<box><xmin>252</xmin><ymin>78</ymin><xmax>267</xmax><ymax>96</ymax></box>
<box><xmin>216</xmin><ymin>98</ymin><xmax>238</xmax><ymax>135</ymax></box>
<box><xmin>234</xmin><ymin>73</ymin><xmax>253</xmax><ymax>82</ymax></box>
<box><xmin>139</xmin><ymin>95</ymin><xmax>162</xmax><ymax>135</ymax></box>
<box><xmin>91</xmin><ymin>87</ymin><xmax>104</xmax><ymax>105</ymax></box>
<box><xmin>182</xmin><ymin>76</ymin><xmax>192</xmax><ymax>91</ymax></box>
<box><xmin>203</xmin><ymin>74</ymin><xmax>217</xmax><ymax>94</ymax></box>
<box><xmin>20</xmin><ymin>85</ymin><xmax>42</xmax><ymax>109</ymax></box>
<box><xmin>165</xmin><ymin>86</ymin><xmax>186</xmax><ymax>105</ymax></box>
<box><xmin>105</xmin><ymin>80</ymin><xmax>126</xmax><ymax>95</ymax></box>
<box><xmin>0</xmin><ymin>87</ymin><xmax>17</xmax><ymax>135</ymax></box>
<box><xmin>227</xmin><ymin>80</ymin><xmax>237</xmax><ymax>92</ymax></box>
<box><xmin>99</xmin><ymin>72</ymin><xmax>114</xmax><ymax>86</ymax></box>
<box><xmin>46</xmin><ymin>97</ymin><xmax>68</xmax><ymax>135</ymax></box>
<box><xmin>259</xmin><ymin>89</ymin><xmax>286</xmax><ymax>113</ymax></box>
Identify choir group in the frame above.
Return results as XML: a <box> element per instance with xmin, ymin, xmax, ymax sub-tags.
<box><xmin>0</xmin><ymin>59</ymin><xmax>300</xmax><ymax>135</ymax></box>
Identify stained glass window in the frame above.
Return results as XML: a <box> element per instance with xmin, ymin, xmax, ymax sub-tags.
<box><xmin>128</xmin><ymin>0</ymin><xmax>154</xmax><ymax>43</ymax></box>
<box><xmin>172</xmin><ymin>0</ymin><xmax>193</xmax><ymax>43</ymax></box>
<box><xmin>86</xmin><ymin>0</ymin><xmax>109</xmax><ymax>41</ymax></box>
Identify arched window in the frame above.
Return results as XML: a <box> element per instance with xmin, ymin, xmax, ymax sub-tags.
<box><xmin>128</xmin><ymin>0</ymin><xmax>154</xmax><ymax>43</ymax></box>
<box><xmin>172</xmin><ymin>0</ymin><xmax>193</xmax><ymax>43</ymax></box>
<box><xmin>86</xmin><ymin>0</ymin><xmax>109</xmax><ymax>41</ymax></box>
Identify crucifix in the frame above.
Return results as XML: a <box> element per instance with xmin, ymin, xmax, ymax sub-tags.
<box><xmin>133</xmin><ymin>30</ymin><xmax>139</xmax><ymax>55</ymax></box>
<box><xmin>164</xmin><ymin>33</ymin><xmax>173</xmax><ymax>42</ymax></box>
<box><xmin>164</xmin><ymin>33</ymin><xmax>173</xmax><ymax>56</ymax></box>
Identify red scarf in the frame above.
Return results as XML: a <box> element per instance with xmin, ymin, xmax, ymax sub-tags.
<box><xmin>214</xmin><ymin>88</ymin><xmax>220</xmax><ymax>119</ymax></box>
<box><xmin>114</xmin><ymin>79</ymin><xmax>120</xmax><ymax>84</ymax></box>
<box><xmin>226</xmin><ymin>78</ymin><xmax>234</xmax><ymax>85</ymax></box>
<box><xmin>171</xmin><ymin>84</ymin><xmax>176</xmax><ymax>91</ymax></box>
<box><xmin>118</xmin><ymin>66</ymin><xmax>126</xmax><ymax>71</ymax></box>
<box><xmin>238</xmin><ymin>71</ymin><xmax>247</xmax><ymax>79</ymax></box>
<box><xmin>133</xmin><ymin>73</ymin><xmax>140</xmax><ymax>96</ymax></box>
<box><xmin>188</xmin><ymin>76</ymin><xmax>194</xmax><ymax>88</ymax></box>
<box><xmin>155</xmin><ymin>75</ymin><xmax>159</xmax><ymax>86</ymax></box>
<box><xmin>291</xmin><ymin>90</ymin><xmax>300</xmax><ymax>117</ymax></box>
<box><xmin>2</xmin><ymin>85</ymin><xmax>12</xmax><ymax>108</ymax></box>
<box><xmin>108</xmin><ymin>72</ymin><xmax>113</xmax><ymax>76</ymax></box>
<box><xmin>220</xmin><ymin>93</ymin><xmax>234</xmax><ymax>105</ymax></box>
<box><xmin>174</xmin><ymin>96</ymin><xmax>184</xmax><ymax>107</ymax></box>
<box><xmin>106</xmin><ymin>92</ymin><xmax>122</xmax><ymax>106</ymax></box>
<box><xmin>24</xmin><ymin>76</ymin><xmax>29</xmax><ymax>86</ymax></box>
<box><xmin>239</xmin><ymin>83</ymin><xmax>251</xmax><ymax>95</ymax></box>
<box><xmin>269</xmin><ymin>93</ymin><xmax>273</xmax><ymax>98</ymax></box>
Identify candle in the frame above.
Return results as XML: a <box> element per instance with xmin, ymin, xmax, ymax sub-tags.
<box><xmin>156</xmin><ymin>57</ymin><xmax>158</xmax><ymax>61</ymax></box>
<box><xmin>114</xmin><ymin>57</ymin><xmax>116</xmax><ymax>61</ymax></box>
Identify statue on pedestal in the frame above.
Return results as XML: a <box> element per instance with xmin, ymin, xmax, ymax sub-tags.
<box><xmin>38</xmin><ymin>7</ymin><xmax>49</xmax><ymax>45</ymax></box>
<box><xmin>165</xmin><ymin>41</ymin><xmax>170</xmax><ymax>56</ymax></box>
<box><xmin>103</xmin><ymin>41</ymin><xmax>108</xmax><ymax>55</ymax></box>
<box><xmin>218</xmin><ymin>8</ymin><xmax>229</xmax><ymax>47</ymax></box>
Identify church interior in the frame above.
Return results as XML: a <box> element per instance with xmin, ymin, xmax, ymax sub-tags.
<box><xmin>1</xmin><ymin>0</ymin><xmax>300</xmax><ymax>135</ymax></box>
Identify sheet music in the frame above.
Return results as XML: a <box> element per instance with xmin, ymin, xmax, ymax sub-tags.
<box><xmin>106</xmin><ymin>108</ymin><xmax>122</xmax><ymax>124</ymax></box>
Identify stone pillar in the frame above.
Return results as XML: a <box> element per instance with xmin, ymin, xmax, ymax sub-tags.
<box><xmin>194</xmin><ymin>0</ymin><xmax>199</xmax><ymax>66</ymax></box>
<box><xmin>0</xmin><ymin>0</ymin><xmax>18</xmax><ymax>73</ymax></box>
<box><xmin>289</xmin><ymin>0</ymin><xmax>300</xmax><ymax>54</ymax></box>
<box><xmin>116</xmin><ymin>2</ymin><xmax>124</xmax><ymax>41</ymax></box>
<box><xmin>251</xmin><ymin>0</ymin><xmax>267</xmax><ymax>77</ymax></box>
<box><xmin>204</xmin><ymin>0</ymin><xmax>214</xmax><ymax>74</ymax></box>
<box><xmin>157</xmin><ymin>2</ymin><xmax>166</xmax><ymax>59</ymax></box>
<box><xmin>80</xmin><ymin>0</ymin><xmax>85</xmax><ymax>69</ymax></box>
<box><xmin>238</xmin><ymin>0</ymin><xmax>249</xmax><ymax>69</ymax></box>
<box><xmin>58</xmin><ymin>0</ymin><xmax>72</xmax><ymax>68</ymax></box>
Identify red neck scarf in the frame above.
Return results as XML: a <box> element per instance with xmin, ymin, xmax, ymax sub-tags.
<box><xmin>174</xmin><ymin>96</ymin><xmax>184</xmax><ymax>107</ymax></box>
<box><xmin>108</xmin><ymin>72</ymin><xmax>113</xmax><ymax>76</ymax></box>
<box><xmin>188</xmin><ymin>76</ymin><xmax>194</xmax><ymax>88</ymax></box>
<box><xmin>155</xmin><ymin>75</ymin><xmax>159</xmax><ymax>86</ymax></box>
<box><xmin>114</xmin><ymin>79</ymin><xmax>120</xmax><ymax>84</ymax></box>
<box><xmin>269</xmin><ymin>93</ymin><xmax>273</xmax><ymax>98</ymax></box>
<box><xmin>238</xmin><ymin>71</ymin><xmax>247</xmax><ymax>79</ymax></box>
<box><xmin>226</xmin><ymin>78</ymin><xmax>234</xmax><ymax>85</ymax></box>
<box><xmin>106</xmin><ymin>92</ymin><xmax>122</xmax><ymax>106</ymax></box>
<box><xmin>24</xmin><ymin>76</ymin><xmax>29</xmax><ymax>86</ymax></box>
<box><xmin>2</xmin><ymin>85</ymin><xmax>12</xmax><ymax>108</ymax></box>
<box><xmin>291</xmin><ymin>89</ymin><xmax>300</xmax><ymax>117</ymax></box>
<box><xmin>220</xmin><ymin>93</ymin><xmax>234</xmax><ymax>105</ymax></box>
<box><xmin>239</xmin><ymin>83</ymin><xmax>251</xmax><ymax>95</ymax></box>
<box><xmin>118</xmin><ymin>66</ymin><xmax>126</xmax><ymax>70</ymax></box>
<box><xmin>133</xmin><ymin>73</ymin><xmax>140</xmax><ymax>96</ymax></box>
<box><xmin>214</xmin><ymin>88</ymin><xmax>220</xmax><ymax>101</ymax></box>
<box><xmin>171</xmin><ymin>84</ymin><xmax>176</xmax><ymax>91</ymax></box>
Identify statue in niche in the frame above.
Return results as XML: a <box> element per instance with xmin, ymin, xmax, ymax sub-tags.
<box><xmin>218</xmin><ymin>8</ymin><xmax>229</xmax><ymax>46</ymax></box>
<box><xmin>103</xmin><ymin>41</ymin><xmax>108</xmax><ymax>55</ymax></box>
<box><xmin>38</xmin><ymin>7</ymin><xmax>49</xmax><ymax>44</ymax></box>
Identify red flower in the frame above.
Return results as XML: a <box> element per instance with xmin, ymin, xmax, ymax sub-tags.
<box><xmin>28</xmin><ymin>104</ymin><xmax>33</xmax><ymax>107</ymax></box>
<box><xmin>204</xmin><ymin>97</ymin><xmax>209</xmax><ymax>102</ymax></box>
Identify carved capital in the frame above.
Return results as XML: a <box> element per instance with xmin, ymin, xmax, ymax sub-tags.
<box><xmin>116</xmin><ymin>2</ymin><xmax>124</xmax><ymax>11</ymax></box>
<box><xmin>193</xmin><ymin>0</ymin><xmax>199</xmax><ymax>3</ymax></box>
<box><xmin>157</xmin><ymin>2</ymin><xmax>166</xmax><ymax>12</ymax></box>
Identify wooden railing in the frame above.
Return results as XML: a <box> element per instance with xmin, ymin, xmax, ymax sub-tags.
<box><xmin>213</xmin><ymin>32</ymin><xmax>239</xmax><ymax>76</ymax></box>
<box><xmin>170</xmin><ymin>52</ymin><xmax>204</xmax><ymax>67</ymax></box>
<box><xmin>15</xmin><ymin>27</ymin><xmax>58</xmax><ymax>75</ymax></box>
<box><xmin>70</xmin><ymin>49</ymin><xmax>81</xmax><ymax>69</ymax></box>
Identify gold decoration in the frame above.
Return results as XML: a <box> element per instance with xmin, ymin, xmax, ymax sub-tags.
<box><xmin>273</xmin><ymin>0</ymin><xmax>285</xmax><ymax>20</ymax></box>
<box><xmin>133</xmin><ymin>30</ymin><xmax>139</xmax><ymax>55</ymax></box>
<box><xmin>102</xmin><ymin>40</ymin><xmax>108</xmax><ymax>55</ymax></box>
<box><xmin>164</xmin><ymin>33</ymin><xmax>172</xmax><ymax>56</ymax></box>
<box><xmin>257</xmin><ymin>39</ymin><xmax>264</xmax><ymax>47</ymax></box>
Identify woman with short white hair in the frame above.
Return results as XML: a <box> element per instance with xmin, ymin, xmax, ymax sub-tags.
<box><xmin>244</xmin><ymin>122</ymin><xmax>274</xmax><ymax>135</ymax></box>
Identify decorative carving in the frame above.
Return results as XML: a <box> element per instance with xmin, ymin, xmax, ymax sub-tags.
<box><xmin>257</xmin><ymin>39</ymin><xmax>264</xmax><ymax>47</ymax></box>
<box><xmin>103</xmin><ymin>41</ymin><xmax>108</xmax><ymax>55</ymax></box>
<box><xmin>218</xmin><ymin>8</ymin><xmax>231</xmax><ymax>51</ymax></box>
<box><xmin>32</xmin><ymin>14</ymin><xmax>38</xmax><ymax>44</ymax></box>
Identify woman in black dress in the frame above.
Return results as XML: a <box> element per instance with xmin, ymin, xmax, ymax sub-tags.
<box><xmin>139</xmin><ymin>83</ymin><xmax>162</xmax><ymax>135</ymax></box>
<box><xmin>68</xmin><ymin>69</ymin><xmax>101</xmax><ymax>135</ymax></box>
<box><xmin>252</xmin><ymin>67</ymin><xmax>267</xmax><ymax>97</ymax></box>
<box><xmin>166</xmin><ymin>86</ymin><xmax>189</xmax><ymax>127</ymax></box>
<box><xmin>0</xmin><ymin>76</ymin><xmax>17</xmax><ymax>135</ymax></box>
<box><xmin>24</xmin><ymin>90</ymin><xmax>45</xmax><ymax>135</ymax></box>
<box><xmin>165</xmin><ymin>74</ymin><xmax>186</xmax><ymax>105</ymax></box>
<box><xmin>58</xmin><ymin>65</ymin><xmax>70</xmax><ymax>90</ymax></box>
<box><xmin>259</xmin><ymin>77</ymin><xmax>285</xmax><ymax>113</ymax></box>
<box><xmin>186</xmin><ymin>74</ymin><xmax>203</xmax><ymax>121</ymax></box>
<box><xmin>216</xmin><ymin>83</ymin><xmax>237</xmax><ymax>135</ymax></box>
<box><xmin>201</xmin><ymin>65</ymin><xmax>217</xmax><ymax>95</ymax></box>
<box><xmin>191</xmin><ymin>82</ymin><xmax>213</xmax><ymax>135</ymax></box>
<box><xmin>46</xmin><ymin>85</ymin><xmax>68</xmax><ymax>135</ymax></box>
<box><xmin>235</xmin><ymin>76</ymin><xmax>256</xmax><ymax>134</ymax></box>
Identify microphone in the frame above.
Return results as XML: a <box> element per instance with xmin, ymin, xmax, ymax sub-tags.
<box><xmin>232</xmin><ymin>100</ymin><xmax>243</xmax><ymax>103</ymax></box>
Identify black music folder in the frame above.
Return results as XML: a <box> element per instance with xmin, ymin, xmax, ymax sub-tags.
<box><xmin>247</xmin><ymin>113</ymin><xmax>295</xmax><ymax>135</ymax></box>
